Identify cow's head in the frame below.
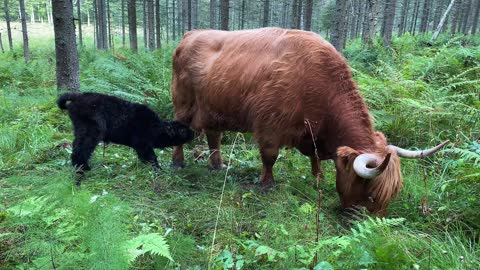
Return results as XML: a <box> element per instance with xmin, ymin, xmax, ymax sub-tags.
<box><xmin>334</xmin><ymin>133</ymin><xmax>448</xmax><ymax>216</ymax></box>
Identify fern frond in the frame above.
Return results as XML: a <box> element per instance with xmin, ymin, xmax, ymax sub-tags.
<box><xmin>444</xmin><ymin>147</ymin><xmax>480</xmax><ymax>167</ymax></box>
<box><xmin>125</xmin><ymin>233</ymin><xmax>173</xmax><ymax>263</ymax></box>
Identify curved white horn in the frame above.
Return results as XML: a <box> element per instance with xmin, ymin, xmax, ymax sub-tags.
<box><xmin>353</xmin><ymin>153</ymin><xmax>391</xmax><ymax>179</ymax></box>
<box><xmin>388</xmin><ymin>140</ymin><xmax>449</xmax><ymax>159</ymax></box>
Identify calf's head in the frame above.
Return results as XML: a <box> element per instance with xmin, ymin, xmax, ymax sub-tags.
<box><xmin>334</xmin><ymin>133</ymin><xmax>448</xmax><ymax>216</ymax></box>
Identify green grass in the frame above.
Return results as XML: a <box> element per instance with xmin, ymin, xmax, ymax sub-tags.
<box><xmin>0</xmin><ymin>34</ymin><xmax>479</xmax><ymax>269</ymax></box>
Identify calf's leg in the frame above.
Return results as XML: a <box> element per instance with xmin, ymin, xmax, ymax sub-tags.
<box><xmin>134</xmin><ymin>144</ymin><xmax>160</xmax><ymax>169</ymax></box>
<box><xmin>71</xmin><ymin>130</ymin><xmax>101</xmax><ymax>174</ymax></box>
<box><xmin>206</xmin><ymin>130</ymin><xmax>226</xmax><ymax>170</ymax></box>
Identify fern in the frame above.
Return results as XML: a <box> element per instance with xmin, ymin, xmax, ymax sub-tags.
<box><xmin>125</xmin><ymin>233</ymin><xmax>173</xmax><ymax>263</ymax></box>
<box><xmin>445</xmin><ymin>147</ymin><xmax>480</xmax><ymax>167</ymax></box>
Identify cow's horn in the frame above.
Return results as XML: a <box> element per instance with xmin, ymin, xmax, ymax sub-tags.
<box><xmin>388</xmin><ymin>140</ymin><xmax>449</xmax><ymax>159</ymax></box>
<box><xmin>353</xmin><ymin>153</ymin><xmax>391</xmax><ymax>179</ymax></box>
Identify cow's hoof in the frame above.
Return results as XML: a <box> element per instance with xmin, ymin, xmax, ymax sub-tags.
<box><xmin>209</xmin><ymin>163</ymin><xmax>228</xmax><ymax>170</ymax></box>
<box><xmin>171</xmin><ymin>161</ymin><xmax>185</xmax><ymax>169</ymax></box>
<box><xmin>259</xmin><ymin>180</ymin><xmax>275</xmax><ymax>192</ymax></box>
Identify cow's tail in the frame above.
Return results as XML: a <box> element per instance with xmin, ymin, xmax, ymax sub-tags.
<box><xmin>57</xmin><ymin>92</ymin><xmax>81</xmax><ymax>110</ymax></box>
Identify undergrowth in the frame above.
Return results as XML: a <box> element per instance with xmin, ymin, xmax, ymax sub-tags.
<box><xmin>0</xmin><ymin>34</ymin><xmax>479</xmax><ymax>269</ymax></box>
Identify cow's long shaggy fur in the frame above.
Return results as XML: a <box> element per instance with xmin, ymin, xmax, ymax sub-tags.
<box><xmin>171</xmin><ymin>27</ymin><xmax>402</xmax><ymax>214</ymax></box>
<box><xmin>58</xmin><ymin>92</ymin><xmax>194</xmax><ymax>183</ymax></box>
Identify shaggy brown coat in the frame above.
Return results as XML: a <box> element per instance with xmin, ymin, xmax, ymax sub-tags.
<box><xmin>171</xmin><ymin>27</ymin><xmax>401</xmax><ymax>214</ymax></box>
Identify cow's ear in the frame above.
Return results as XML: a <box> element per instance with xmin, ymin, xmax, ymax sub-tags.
<box><xmin>336</xmin><ymin>146</ymin><xmax>359</xmax><ymax>170</ymax></box>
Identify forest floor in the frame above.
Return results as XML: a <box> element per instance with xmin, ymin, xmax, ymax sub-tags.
<box><xmin>0</xmin><ymin>34</ymin><xmax>479</xmax><ymax>269</ymax></box>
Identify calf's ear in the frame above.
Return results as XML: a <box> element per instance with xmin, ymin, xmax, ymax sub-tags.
<box><xmin>336</xmin><ymin>146</ymin><xmax>359</xmax><ymax>171</ymax></box>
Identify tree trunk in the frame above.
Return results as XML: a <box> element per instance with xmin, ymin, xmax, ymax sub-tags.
<box><xmin>96</xmin><ymin>0</ymin><xmax>108</xmax><ymax>49</ymax></box>
<box><xmin>147</xmin><ymin>0</ymin><xmax>154</xmax><ymax>50</ymax></box>
<box><xmin>220</xmin><ymin>0</ymin><xmax>228</xmax><ymax>30</ymax></box>
<box><xmin>419</xmin><ymin>0</ymin><xmax>432</xmax><ymax>33</ymax></box>
<box><xmin>166</xmin><ymin>0</ymin><xmax>169</xmax><ymax>43</ymax></box>
<box><xmin>398</xmin><ymin>0</ymin><xmax>410</xmax><ymax>36</ymax></box>
<box><xmin>354</xmin><ymin>0</ymin><xmax>364</xmax><ymax>38</ymax></box>
<box><xmin>77</xmin><ymin>0</ymin><xmax>83</xmax><ymax>47</ymax></box>
<box><xmin>210</xmin><ymin>0</ymin><xmax>217</xmax><ymax>28</ymax></box>
<box><xmin>291</xmin><ymin>0</ymin><xmax>299</xmax><ymax>28</ymax></box>
<box><xmin>143</xmin><ymin>0</ymin><xmax>147</xmax><ymax>48</ymax></box>
<box><xmin>304</xmin><ymin>0</ymin><xmax>313</xmax><ymax>30</ymax></box>
<box><xmin>331</xmin><ymin>0</ymin><xmax>348</xmax><ymax>51</ymax></box>
<box><xmin>362</xmin><ymin>0</ymin><xmax>379</xmax><ymax>45</ymax></box>
<box><xmin>122</xmin><ymin>0</ymin><xmax>126</xmax><ymax>47</ymax></box>
<box><xmin>128</xmin><ymin>0</ymin><xmax>138</xmax><ymax>52</ymax></box>
<box><xmin>297</xmin><ymin>0</ymin><xmax>303</xmax><ymax>29</ymax></box>
<box><xmin>383</xmin><ymin>0</ymin><xmax>397</xmax><ymax>46</ymax></box>
<box><xmin>107</xmin><ymin>0</ymin><xmax>113</xmax><ymax>49</ymax></box>
<box><xmin>192</xmin><ymin>0</ymin><xmax>197</xmax><ymax>29</ymax></box>
<box><xmin>52</xmin><ymin>0</ymin><xmax>80</xmax><ymax>92</ymax></box>
<box><xmin>471</xmin><ymin>0</ymin><xmax>480</xmax><ymax>35</ymax></box>
<box><xmin>186</xmin><ymin>0</ymin><xmax>191</xmax><ymax>30</ymax></box>
<box><xmin>461</xmin><ymin>0</ymin><xmax>472</xmax><ymax>34</ymax></box>
<box><xmin>240</xmin><ymin>0</ymin><xmax>245</xmax><ymax>29</ymax></box>
<box><xmin>155</xmin><ymin>0</ymin><xmax>161</xmax><ymax>48</ymax></box>
<box><xmin>431</xmin><ymin>0</ymin><xmax>456</xmax><ymax>42</ymax></box>
<box><xmin>450</xmin><ymin>0</ymin><xmax>462</xmax><ymax>35</ymax></box>
<box><xmin>410</xmin><ymin>0</ymin><xmax>421</xmax><ymax>34</ymax></box>
<box><xmin>263</xmin><ymin>0</ymin><xmax>270</xmax><ymax>27</ymax></box>
<box><xmin>0</xmin><ymin>33</ymin><xmax>4</xmax><ymax>53</ymax></box>
<box><xmin>4</xmin><ymin>0</ymin><xmax>13</xmax><ymax>51</ymax></box>
<box><xmin>172</xmin><ymin>0</ymin><xmax>177</xmax><ymax>41</ymax></box>
<box><xmin>19</xmin><ymin>0</ymin><xmax>30</xmax><ymax>62</ymax></box>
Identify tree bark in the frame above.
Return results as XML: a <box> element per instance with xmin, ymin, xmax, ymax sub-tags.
<box><xmin>122</xmin><ymin>0</ymin><xmax>126</xmax><ymax>47</ymax></box>
<box><xmin>240</xmin><ymin>0</ymin><xmax>245</xmax><ymax>29</ymax></box>
<box><xmin>410</xmin><ymin>0</ymin><xmax>421</xmax><ymax>35</ymax></box>
<box><xmin>187</xmin><ymin>0</ymin><xmax>192</xmax><ymax>30</ymax></box>
<box><xmin>461</xmin><ymin>0</ymin><xmax>472</xmax><ymax>34</ymax></box>
<box><xmin>450</xmin><ymin>0</ymin><xmax>462</xmax><ymax>35</ymax></box>
<box><xmin>471</xmin><ymin>0</ymin><xmax>480</xmax><ymax>35</ymax></box>
<box><xmin>147</xmin><ymin>0</ymin><xmax>155</xmax><ymax>50</ymax></box>
<box><xmin>19</xmin><ymin>0</ymin><xmax>30</xmax><ymax>62</ymax></box>
<box><xmin>52</xmin><ymin>0</ymin><xmax>80</xmax><ymax>92</ymax></box>
<box><xmin>398</xmin><ymin>0</ymin><xmax>410</xmax><ymax>36</ymax></box>
<box><xmin>77</xmin><ymin>0</ymin><xmax>83</xmax><ymax>47</ymax></box>
<box><xmin>4</xmin><ymin>0</ymin><xmax>13</xmax><ymax>51</ymax></box>
<box><xmin>263</xmin><ymin>0</ymin><xmax>270</xmax><ymax>27</ymax></box>
<box><xmin>128</xmin><ymin>0</ymin><xmax>138</xmax><ymax>52</ymax></box>
<box><xmin>107</xmin><ymin>0</ymin><xmax>113</xmax><ymax>49</ymax></box>
<box><xmin>304</xmin><ymin>0</ymin><xmax>313</xmax><ymax>30</ymax></box>
<box><xmin>143</xmin><ymin>0</ymin><xmax>147</xmax><ymax>47</ymax></box>
<box><xmin>382</xmin><ymin>0</ymin><xmax>397</xmax><ymax>46</ymax></box>
<box><xmin>419</xmin><ymin>0</ymin><xmax>432</xmax><ymax>33</ymax></box>
<box><xmin>166</xmin><ymin>0</ymin><xmax>169</xmax><ymax>43</ymax></box>
<box><xmin>155</xmin><ymin>0</ymin><xmax>161</xmax><ymax>48</ymax></box>
<box><xmin>331</xmin><ymin>0</ymin><xmax>348</xmax><ymax>51</ymax></box>
<box><xmin>220</xmin><ymin>0</ymin><xmax>228</xmax><ymax>30</ymax></box>
<box><xmin>96</xmin><ymin>0</ymin><xmax>108</xmax><ymax>49</ymax></box>
<box><xmin>291</xmin><ymin>0</ymin><xmax>299</xmax><ymax>28</ymax></box>
<box><xmin>192</xmin><ymin>0</ymin><xmax>197</xmax><ymax>29</ymax></box>
<box><xmin>0</xmin><ymin>33</ymin><xmax>4</xmax><ymax>53</ymax></box>
<box><xmin>210</xmin><ymin>0</ymin><xmax>217</xmax><ymax>28</ymax></box>
<box><xmin>431</xmin><ymin>0</ymin><xmax>456</xmax><ymax>42</ymax></box>
<box><xmin>173</xmin><ymin>0</ymin><xmax>176</xmax><ymax>40</ymax></box>
<box><xmin>362</xmin><ymin>0</ymin><xmax>379</xmax><ymax>45</ymax></box>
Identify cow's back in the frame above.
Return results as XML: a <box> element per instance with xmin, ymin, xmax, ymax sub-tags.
<box><xmin>171</xmin><ymin>27</ymin><xmax>350</xmax><ymax>146</ymax></box>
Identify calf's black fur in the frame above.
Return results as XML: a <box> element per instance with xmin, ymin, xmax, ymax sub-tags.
<box><xmin>58</xmin><ymin>92</ymin><xmax>194</xmax><ymax>182</ymax></box>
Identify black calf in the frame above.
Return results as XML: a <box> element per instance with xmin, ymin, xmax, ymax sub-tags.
<box><xmin>58</xmin><ymin>92</ymin><xmax>194</xmax><ymax>182</ymax></box>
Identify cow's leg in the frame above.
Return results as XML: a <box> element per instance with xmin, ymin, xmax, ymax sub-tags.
<box><xmin>310</xmin><ymin>156</ymin><xmax>323</xmax><ymax>180</ymax></box>
<box><xmin>206</xmin><ymin>130</ymin><xmax>226</xmax><ymax>170</ymax></box>
<box><xmin>172</xmin><ymin>145</ymin><xmax>185</xmax><ymax>168</ymax></box>
<box><xmin>259</xmin><ymin>144</ymin><xmax>279</xmax><ymax>190</ymax></box>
